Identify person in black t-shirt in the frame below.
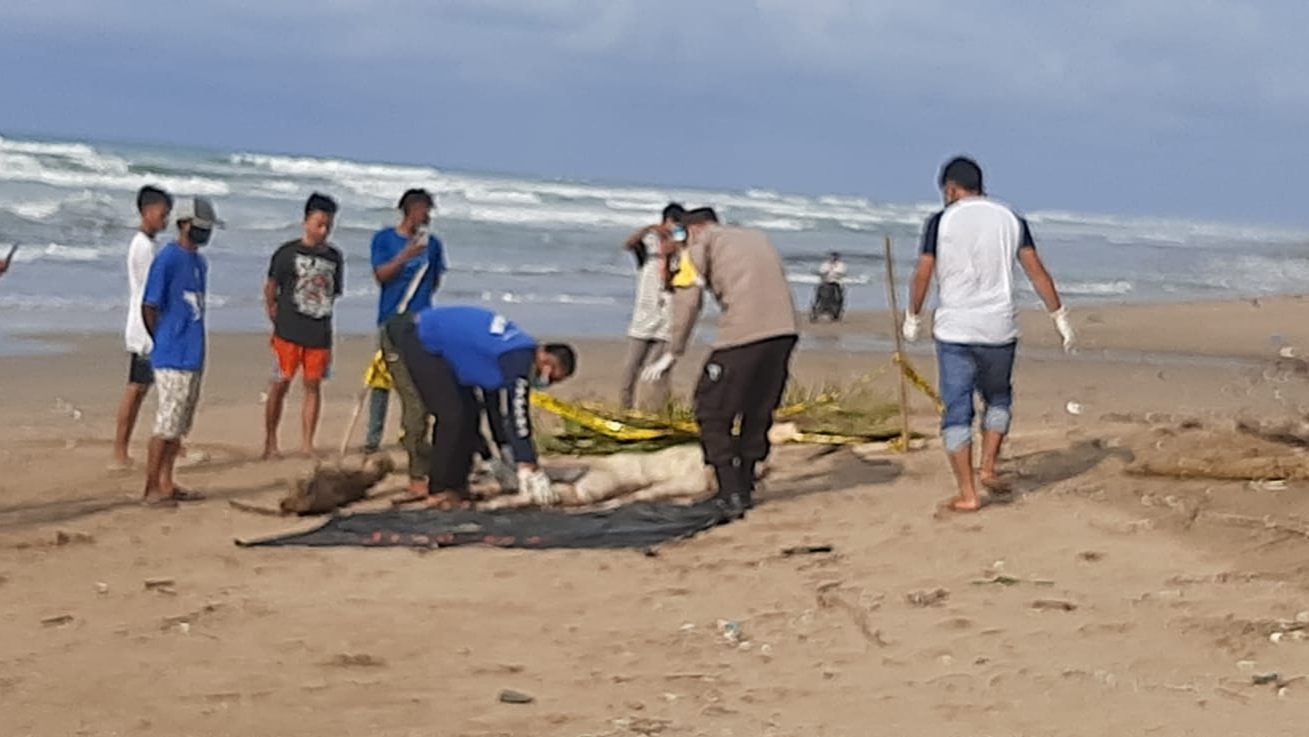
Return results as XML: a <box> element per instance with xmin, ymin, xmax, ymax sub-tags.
<box><xmin>262</xmin><ymin>193</ymin><xmax>345</xmax><ymax>460</ymax></box>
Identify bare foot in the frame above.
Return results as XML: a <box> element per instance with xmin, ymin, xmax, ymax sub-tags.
<box><xmin>142</xmin><ymin>490</ymin><xmax>178</xmax><ymax>508</ymax></box>
<box><xmin>107</xmin><ymin>458</ymin><xmax>134</xmax><ymax>473</ymax></box>
<box><xmin>936</xmin><ymin>496</ymin><xmax>982</xmax><ymax>515</ymax></box>
<box><xmin>979</xmin><ymin>473</ymin><xmax>1013</xmax><ymax>495</ymax></box>
<box><xmin>406</xmin><ymin>478</ymin><xmax>427</xmax><ymax>496</ymax></box>
<box><xmin>261</xmin><ymin>446</ymin><xmax>282</xmax><ymax>461</ymax></box>
<box><xmin>391</xmin><ymin>490</ymin><xmax>429</xmax><ymax>507</ymax></box>
<box><xmin>424</xmin><ymin>491</ymin><xmax>471</xmax><ymax>510</ymax></box>
<box><xmin>296</xmin><ymin>447</ymin><xmax>321</xmax><ymax>461</ymax></box>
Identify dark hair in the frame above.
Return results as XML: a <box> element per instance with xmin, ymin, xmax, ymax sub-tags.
<box><xmin>137</xmin><ymin>185</ymin><xmax>173</xmax><ymax>213</ymax></box>
<box><xmin>938</xmin><ymin>156</ymin><xmax>984</xmax><ymax>194</ymax></box>
<box><xmin>305</xmin><ymin>192</ymin><xmax>339</xmax><ymax>218</ymax></box>
<box><xmin>681</xmin><ymin>207</ymin><xmax>719</xmax><ymax>226</ymax></box>
<box><xmin>543</xmin><ymin>343</ymin><xmax>577</xmax><ymax>377</ymax></box>
<box><xmin>661</xmin><ymin>202</ymin><xmax>686</xmax><ymax>223</ymax></box>
<box><xmin>398</xmin><ymin>188</ymin><xmax>435</xmax><ymax>211</ymax></box>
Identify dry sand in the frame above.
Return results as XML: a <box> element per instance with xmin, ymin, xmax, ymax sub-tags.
<box><xmin>5</xmin><ymin>298</ymin><xmax>1309</xmax><ymax>736</ymax></box>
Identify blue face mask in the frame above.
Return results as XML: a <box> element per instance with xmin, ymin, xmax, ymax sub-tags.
<box><xmin>532</xmin><ymin>375</ymin><xmax>551</xmax><ymax>390</ymax></box>
<box><xmin>670</xmin><ymin>225</ymin><xmax>687</xmax><ymax>243</ymax></box>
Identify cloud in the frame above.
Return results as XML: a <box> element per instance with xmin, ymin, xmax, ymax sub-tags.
<box><xmin>3</xmin><ymin>1</ymin><xmax>1309</xmax><ymax>221</ymax></box>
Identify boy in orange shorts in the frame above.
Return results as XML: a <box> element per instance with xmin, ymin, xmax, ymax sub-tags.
<box><xmin>262</xmin><ymin>193</ymin><xmax>344</xmax><ymax>459</ymax></box>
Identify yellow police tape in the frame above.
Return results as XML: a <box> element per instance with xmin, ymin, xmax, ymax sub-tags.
<box><xmin>530</xmin><ymin>353</ymin><xmax>943</xmax><ymax>447</ymax></box>
<box><xmin>363</xmin><ymin>350</ymin><xmax>393</xmax><ymax>391</ymax></box>
<box><xmin>893</xmin><ymin>352</ymin><xmax>945</xmax><ymax>415</ymax></box>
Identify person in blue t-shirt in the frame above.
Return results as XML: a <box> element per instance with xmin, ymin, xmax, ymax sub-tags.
<box><xmin>365</xmin><ymin>188</ymin><xmax>447</xmax><ymax>463</ymax></box>
<box><xmin>387</xmin><ymin>305</ymin><xmax>576</xmax><ymax>509</ymax></box>
<box><xmin>140</xmin><ymin>196</ymin><xmax>220</xmax><ymax>507</ymax></box>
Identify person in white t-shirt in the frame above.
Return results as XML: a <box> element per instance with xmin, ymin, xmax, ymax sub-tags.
<box><xmin>818</xmin><ymin>252</ymin><xmax>846</xmax><ymax>284</ymax></box>
<box><xmin>617</xmin><ymin>202</ymin><xmax>683</xmax><ymax>409</ymax></box>
<box><xmin>111</xmin><ymin>186</ymin><xmax>174</xmax><ymax>470</ymax></box>
<box><xmin>902</xmin><ymin>157</ymin><xmax>1074</xmax><ymax>513</ymax></box>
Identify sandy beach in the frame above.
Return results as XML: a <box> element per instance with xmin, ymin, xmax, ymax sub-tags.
<box><xmin>5</xmin><ymin>298</ymin><xmax>1309</xmax><ymax>736</ymax></box>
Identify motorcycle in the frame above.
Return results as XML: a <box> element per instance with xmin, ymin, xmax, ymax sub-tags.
<box><xmin>809</xmin><ymin>281</ymin><xmax>845</xmax><ymax>322</ymax></box>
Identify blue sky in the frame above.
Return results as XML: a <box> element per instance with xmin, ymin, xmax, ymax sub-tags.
<box><xmin>3</xmin><ymin>1</ymin><xmax>1307</xmax><ymax>224</ymax></box>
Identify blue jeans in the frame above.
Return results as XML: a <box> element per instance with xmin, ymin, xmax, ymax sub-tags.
<box><xmin>936</xmin><ymin>341</ymin><xmax>1016</xmax><ymax>452</ymax></box>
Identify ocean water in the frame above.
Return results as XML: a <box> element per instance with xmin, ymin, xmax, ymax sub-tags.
<box><xmin>1</xmin><ymin>132</ymin><xmax>1307</xmax><ymax>350</ymax></box>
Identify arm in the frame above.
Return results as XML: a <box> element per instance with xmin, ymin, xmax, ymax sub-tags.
<box><xmin>373</xmin><ymin>232</ymin><xmax>426</xmax><ymax>285</ymax></box>
<box><xmin>263</xmin><ymin>278</ymin><xmax>278</xmax><ymax>324</ymax></box>
<box><xmin>909</xmin><ymin>211</ymin><xmax>943</xmax><ymax>315</ymax></box>
<box><xmin>623</xmin><ymin>225</ymin><xmax>656</xmax><ymax>251</ymax></box>
<box><xmin>142</xmin><ymin>305</ymin><xmax>159</xmax><ymax>338</ymax></box>
<box><xmin>1018</xmin><ymin>247</ymin><xmax>1062</xmax><ymax>312</ymax></box>
<box><xmin>497</xmin><ymin>349</ymin><xmax>538</xmax><ymax>467</ymax></box>
<box><xmin>429</xmin><ymin>237</ymin><xmax>446</xmax><ymax>297</ymax></box>
<box><xmin>666</xmin><ymin>238</ymin><xmax>709</xmax><ymax>358</ymax></box>
<box><xmin>908</xmin><ymin>254</ymin><xmax>935</xmax><ymax>315</ymax></box>
<box><xmin>141</xmin><ymin>255</ymin><xmax>167</xmax><ymax>342</ymax></box>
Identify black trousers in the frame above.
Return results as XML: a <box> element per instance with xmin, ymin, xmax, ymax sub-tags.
<box><xmin>693</xmin><ymin>334</ymin><xmax>798</xmax><ymax>496</ymax></box>
<box><xmin>392</xmin><ymin>319</ymin><xmax>479</xmax><ymax>495</ymax></box>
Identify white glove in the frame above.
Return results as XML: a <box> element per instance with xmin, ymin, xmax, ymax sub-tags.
<box><xmin>902</xmin><ymin>313</ymin><xmax>921</xmax><ymax>343</ymax></box>
<box><xmin>517</xmin><ymin>467</ymin><xmax>559</xmax><ymax>506</ymax></box>
<box><xmin>641</xmin><ymin>353</ymin><xmax>676</xmax><ymax>383</ymax></box>
<box><xmin>1051</xmin><ymin>306</ymin><xmax>1075</xmax><ymax>353</ymax></box>
<box><xmin>487</xmin><ymin>458</ymin><xmax>518</xmax><ymax>492</ymax></box>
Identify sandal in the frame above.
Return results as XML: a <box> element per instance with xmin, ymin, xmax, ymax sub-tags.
<box><xmin>170</xmin><ymin>488</ymin><xmax>206</xmax><ymax>503</ymax></box>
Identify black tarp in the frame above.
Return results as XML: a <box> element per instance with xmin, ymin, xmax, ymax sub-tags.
<box><xmin>239</xmin><ymin>501</ymin><xmax>729</xmax><ymax>550</ymax></box>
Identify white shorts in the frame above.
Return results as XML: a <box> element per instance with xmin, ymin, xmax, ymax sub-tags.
<box><xmin>154</xmin><ymin>369</ymin><xmax>203</xmax><ymax>440</ymax></box>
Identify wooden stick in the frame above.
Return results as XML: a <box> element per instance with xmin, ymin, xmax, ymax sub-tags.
<box><xmin>883</xmin><ymin>236</ymin><xmax>912</xmax><ymax>452</ymax></box>
<box><xmin>338</xmin><ymin>387</ymin><xmax>369</xmax><ymax>460</ymax></box>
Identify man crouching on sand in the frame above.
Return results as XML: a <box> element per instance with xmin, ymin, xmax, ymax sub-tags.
<box><xmin>388</xmin><ymin>305</ymin><xmax>577</xmax><ymax>509</ymax></box>
<box><xmin>903</xmin><ymin>157</ymin><xmax>1074</xmax><ymax>512</ymax></box>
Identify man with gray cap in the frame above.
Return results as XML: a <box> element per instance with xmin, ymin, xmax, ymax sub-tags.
<box><xmin>903</xmin><ymin>156</ymin><xmax>1073</xmax><ymax>513</ymax></box>
<box><xmin>140</xmin><ymin>196</ymin><xmax>220</xmax><ymax>506</ymax></box>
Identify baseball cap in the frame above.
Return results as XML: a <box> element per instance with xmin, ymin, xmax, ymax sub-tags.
<box><xmin>174</xmin><ymin>196</ymin><xmax>224</xmax><ymax>230</ymax></box>
<box><xmin>397</xmin><ymin>188</ymin><xmax>435</xmax><ymax>210</ymax></box>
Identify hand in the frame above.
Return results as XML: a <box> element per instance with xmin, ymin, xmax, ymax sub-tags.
<box><xmin>0</xmin><ymin>258</ymin><xmax>9</xmax><ymax>276</ymax></box>
<box><xmin>640</xmin><ymin>353</ymin><xmax>676</xmax><ymax>382</ymax></box>
<box><xmin>1051</xmin><ymin>306</ymin><xmax>1075</xmax><ymax>353</ymax></box>
<box><xmin>401</xmin><ymin>235</ymin><xmax>427</xmax><ymax>260</ymax></box>
<box><xmin>902</xmin><ymin>313</ymin><xmax>921</xmax><ymax>343</ymax></box>
<box><xmin>517</xmin><ymin>467</ymin><xmax>558</xmax><ymax>506</ymax></box>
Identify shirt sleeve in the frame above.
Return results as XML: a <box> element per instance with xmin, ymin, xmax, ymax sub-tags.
<box><xmin>496</xmin><ymin>348</ymin><xmax>538</xmax><ymax>465</ymax></box>
<box><xmin>266</xmin><ymin>245</ymin><xmax>283</xmax><ymax>282</ymax></box>
<box><xmin>919</xmin><ymin>211</ymin><xmax>943</xmax><ymax>256</ymax></box>
<box><xmin>127</xmin><ymin>236</ymin><xmax>153</xmax><ymax>294</ymax></box>
<box><xmin>142</xmin><ymin>251</ymin><xmax>170</xmax><ymax>309</ymax></box>
<box><xmin>1017</xmin><ymin>216</ymin><xmax>1037</xmax><ymax>250</ymax></box>
<box><xmin>370</xmin><ymin>230</ymin><xmax>389</xmax><ymax>271</ymax></box>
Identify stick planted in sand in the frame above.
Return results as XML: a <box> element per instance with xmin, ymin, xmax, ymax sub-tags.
<box><xmin>884</xmin><ymin>235</ymin><xmax>912</xmax><ymax>452</ymax></box>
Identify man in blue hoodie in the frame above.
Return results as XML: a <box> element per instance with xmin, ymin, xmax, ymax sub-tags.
<box><xmin>389</xmin><ymin>305</ymin><xmax>576</xmax><ymax>508</ymax></box>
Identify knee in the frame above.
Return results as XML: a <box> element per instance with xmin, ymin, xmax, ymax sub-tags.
<box><xmin>268</xmin><ymin>380</ymin><xmax>291</xmax><ymax>396</ymax></box>
<box><xmin>303</xmin><ymin>379</ymin><xmax>322</xmax><ymax>393</ymax></box>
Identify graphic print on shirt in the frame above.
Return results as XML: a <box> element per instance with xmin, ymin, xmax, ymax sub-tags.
<box><xmin>183</xmin><ymin>289</ymin><xmax>204</xmax><ymax>322</ymax></box>
<box><xmin>292</xmin><ymin>254</ymin><xmax>338</xmax><ymax>319</ymax></box>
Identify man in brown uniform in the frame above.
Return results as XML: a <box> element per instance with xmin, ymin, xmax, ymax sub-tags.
<box><xmin>642</xmin><ymin>207</ymin><xmax>798</xmax><ymax>517</ymax></box>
